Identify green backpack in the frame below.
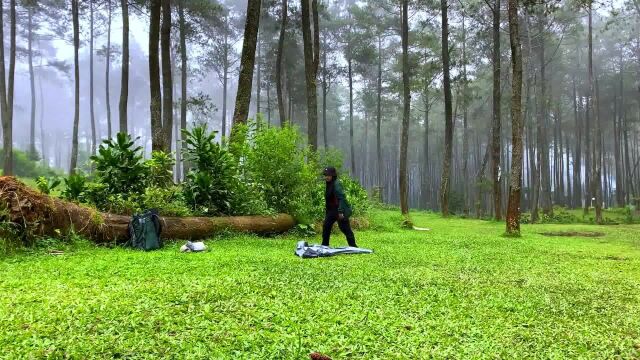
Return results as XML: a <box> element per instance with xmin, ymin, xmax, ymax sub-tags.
<box><xmin>126</xmin><ymin>209</ymin><xmax>163</xmax><ymax>251</ymax></box>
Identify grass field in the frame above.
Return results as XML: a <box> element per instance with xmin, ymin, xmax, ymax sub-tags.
<box><xmin>1</xmin><ymin>210</ymin><xmax>640</xmax><ymax>359</ymax></box>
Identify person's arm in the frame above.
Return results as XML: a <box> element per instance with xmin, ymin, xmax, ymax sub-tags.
<box><xmin>335</xmin><ymin>181</ymin><xmax>348</xmax><ymax>218</ymax></box>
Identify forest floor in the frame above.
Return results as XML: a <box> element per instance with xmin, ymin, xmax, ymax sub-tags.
<box><xmin>1</xmin><ymin>210</ymin><xmax>639</xmax><ymax>359</ymax></box>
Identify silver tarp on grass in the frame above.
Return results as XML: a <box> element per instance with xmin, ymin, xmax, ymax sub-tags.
<box><xmin>295</xmin><ymin>241</ymin><xmax>374</xmax><ymax>258</ymax></box>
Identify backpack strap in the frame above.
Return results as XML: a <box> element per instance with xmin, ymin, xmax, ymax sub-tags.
<box><xmin>146</xmin><ymin>209</ymin><xmax>163</xmax><ymax>246</ymax></box>
<box><xmin>125</xmin><ymin>214</ymin><xmax>141</xmax><ymax>248</ymax></box>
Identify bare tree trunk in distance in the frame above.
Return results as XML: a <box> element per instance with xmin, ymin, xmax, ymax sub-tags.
<box><xmin>90</xmin><ymin>0</ymin><xmax>97</xmax><ymax>157</ymax></box>
<box><xmin>377</xmin><ymin>35</ymin><xmax>383</xmax><ymax>190</ymax></box>
<box><xmin>537</xmin><ymin>10</ymin><xmax>553</xmax><ymax>216</ymax></box>
<box><xmin>276</xmin><ymin>0</ymin><xmax>287</xmax><ymax>126</ymax></box>
<box><xmin>161</xmin><ymin>0</ymin><xmax>173</xmax><ymax>153</ymax></box>
<box><xmin>149</xmin><ymin>0</ymin><xmax>162</xmax><ymax>151</ymax></box>
<box><xmin>69</xmin><ymin>0</ymin><xmax>80</xmax><ymax>175</ymax></box>
<box><xmin>440</xmin><ymin>0</ymin><xmax>454</xmax><ymax>217</ymax></box>
<box><xmin>399</xmin><ymin>0</ymin><xmax>410</xmax><ymax>216</ymax></box>
<box><xmin>302</xmin><ymin>0</ymin><xmax>320</xmax><ymax>150</ymax></box>
<box><xmin>572</xmin><ymin>74</ymin><xmax>582</xmax><ymax>208</ymax></box>
<box><xmin>106</xmin><ymin>0</ymin><xmax>113</xmax><ymax>138</ymax></box>
<box><xmin>322</xmin><ymin>32</ymin><xmax>328</xmax><ymax>148</ymax></box>
<box><xmin>232</xmin><ymin>0</ymin><xmax>262</xmax><ymax>127</ymax></box>
<box><xmin>491</xmin><ymin>0</ymin><xmax>502</xmax><ymax>220</ymax></box>
<box><xmin>28</xmin><ymin>6</ymin><xmax>37</xmax><ymax>159</ymax></box>
<box><xmin>179</xmin><ymin>0</ymin><xmax>188</xmax><ymax>173</ymax></box>
<box><xmin>0</xmin><ymin>0</ymin><xmax>16</xmax><ymax>175</ymax></box>
<box><xmin>348</xmin><ymin>50</ymin><xmax>355</xmax><ymax>174</ymax></box>
<box><xmin>587</xmin><ymin>2</ymin><xmax>603</xmax><ymax>223</ymax></box>
<box><xmin>461</xmin><ymin>9</ymin><xmax>470</xmax><ymax>215</ymax></box>
<box><xmin>119</xmin><ymin>0</ymin><xmax>130</xmax><ymax>134</ymax></box>
<box><xmin>506</xmin><ymin>0</ymin><xmax>523</xmax><ymax>235</ymax></box>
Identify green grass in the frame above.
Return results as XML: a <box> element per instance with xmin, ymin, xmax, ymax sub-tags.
<box><xmin>1</xmin><ymin>210</ymin><xmax>640</xmax><ymax>359</ymax></box>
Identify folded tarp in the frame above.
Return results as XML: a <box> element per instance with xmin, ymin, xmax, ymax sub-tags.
<box><xmin>295</xmin><ymin>241</ymin><xmax>373</xmax><ymax>258</ymax></box>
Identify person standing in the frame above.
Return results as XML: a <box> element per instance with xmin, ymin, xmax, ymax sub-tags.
<box><xmin>322</xmin><ymin>167</ymin><xmax>358</xmax><ymax>247</ymax></box>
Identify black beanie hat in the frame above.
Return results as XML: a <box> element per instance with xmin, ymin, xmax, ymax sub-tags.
<box><xmin>323</xmin><ymin>166</ymin><xmax>338</xmax><ymax>177</ymax></box>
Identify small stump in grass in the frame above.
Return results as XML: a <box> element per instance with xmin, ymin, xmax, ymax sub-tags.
<box><xmin>309</xmin><ymin>352</ymin><xmax>332</xmax><ymax>360</ymax></box>
<box><xmin>539</xmin><ymin>231</ymin><xmax>605</xmax><ymax>237</ymax></box>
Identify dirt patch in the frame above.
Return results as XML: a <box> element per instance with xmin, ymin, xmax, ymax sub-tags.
<box><xmin>539</xmin><ymin>231</ymin><xmax>605</xmax><ymax>237</ymax></box>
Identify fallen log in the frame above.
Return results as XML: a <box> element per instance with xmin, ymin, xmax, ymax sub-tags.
<box><xmin>0</xmin><ymin>176</ymin><xmax>296</xmax><ymax>243</ymax></box>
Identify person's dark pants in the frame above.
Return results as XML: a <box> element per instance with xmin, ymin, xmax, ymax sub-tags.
<box><xmin>322</xmin><ymin>211</ymin><xmax>357</xmax><ymax>247</ymax></box>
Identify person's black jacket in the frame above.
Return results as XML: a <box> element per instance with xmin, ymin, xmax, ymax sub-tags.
<box><xmin>325</xmin><ymin>179</ymin><xmax>353</xmax><ymax>217</ymax></box>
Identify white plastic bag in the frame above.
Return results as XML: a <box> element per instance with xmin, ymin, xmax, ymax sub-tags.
<box><xmin>180</xmin><ymin>241</ymin><xmax>207</xmax><ymax>252</ymax></box>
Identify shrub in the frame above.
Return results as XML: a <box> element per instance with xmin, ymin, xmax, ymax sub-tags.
<box><xmin>624</xmin><ymin>205</ymin><xmax>635</xmax><ymax>224</ymax></box>
<box><xmin>142</xmin><ymin>186</ymin><xmax>191</xmax><ymax>217</ymax></box>
<box><xmin>233</xmin><ymin>121</ymin><xmax>371</xmax><ymax>223</ymax></box>
<box><xmin>539</xmin><ymin>206</ymin><xmax>580</xmax><ymax>224</ymax></box>
<box><xmin>102</xmin><ymin>193</ymin><xmax>141</xmax><ymax>216</ymax></box>
<box><xmin>0</xmin><ymin>204</ymin><xmax>20</xmax><ymax>256</ymax></box>
<box><xmin>62</xmin><ymin>173</ymin><xmax>87</xmax><ymax>202</ymax></box>
<box><xmin>181</xmin><ymin>125</ymin><xmax>239</xmax><ymax>215</ymax></box>
<box><xmin>91</xmin><ymin>132</ymin><xmax>147</xmax><ymax>196</ymax></box>
<box><xmin>83</xmin><ymin>182</ymin><xmax>110</xmax><ymax>210</ymax></box>
<box><xmin>519</xmin><ymin>212</ymin><xmax>531</xmax><ymax>224</ymax></box>
<box><xmin>0</xmin><ymin>149</ymin><xmax>57</xmax><ymax>178</ymax></box>
<box><xmin>340</xmin><ymin>175</ymin><xmax>370</xmax><ymax>217</ymax></box>
<box><xmin>246</xmin><ymin>123</ymin><xmax>311</xmax><ymax>216</ymax></box>
<box><xmin>35</xmin><ymin>176</ymin><xmax>61</xmax><ymax>195</ymax></box>
<box><xmin>146</xmin><ymin>151</ymin><xmax>175</xmax><ymax>188</ymax></box>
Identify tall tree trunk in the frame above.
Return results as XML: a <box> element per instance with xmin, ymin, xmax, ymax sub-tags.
<box><xmin>524</xmin><ymin>13</ymin><xmax>536</xmax><ymax>212</ymax></box>
<box><xmin>475</xmin><ymin>135</ymin><xmax>491</xmax><ymax>217</ymax></box>
<box><xmin>161</xmin><ymin>0</ymin><xmax>173</xmax><ymax>153</ymax></box>
<box><xmin>614</xmin><ymin>73</ymin><xmax>623</xmax><ymax>206</ymax></box>
<box><xmin>440</xmin><ymin>0</ymin><xmax>453</xmax><ymax>217</ymax></box>
<box><xmin>322</xmin><ymin>33</ymin><xmax>328</xmax><ymax>148</ymax></box>
<box><xmin>28</xmin><ymin>6</ymin><xmax>37</xmax><ymax>160</ymax></box>
<box><xmin>0</xmin><ymin>0</ymin><xmax>16</xmax><ymax>175</ymax></box>
<box><xmin>276</xmin><ymin>0</ymin><xmax>287</xmax><ymax>126</ymax></box>
<box><xmin>506</xmin><ymin>0</ymin><xmax>523</xmax><ymax>235</ymax></box>
<box><xmin>572</xmin><ymin>74</ymin><xmax>582</xmax><ymax>208</ymax></box>
<box><xmin>565</xmin><ymin>131</ymin><xmax>571</xmax><ymax>205</ymax></box>
<box><xmin>90</xmin><ymin>0</ymin><xmax>97</xmax><ymax>157</ymax></box>
<box><xmin>256</xmin><ymin>37</ymin><xmax>261</xmax><ymax>116</ymax></box>
<box><xmin>106</xmin><ymin>0</ymin><xmax>112</xmax><ymax>138</ymax></box>
<box><xmin>623</xmin><ymin>102</ymin><xmax>633</xmax><ymax>203</ymax></box>
<box><xmin>39</xmin><ymin>70</ymin><xmax>46</xmax><ymax>165</ymax></box>
<box><xmin>506</xmin><ymin>0</ymin><xmax>524</xmax><ymax>235</ymax></box>
<box><xmin>179</xmin><ymin>0</ymin><xmax>188</xmax><ymax>174</ymax></box>
<box><xmin>490</xmin><ymin>0</ymin><xmax>502</xmax><ymax>220</ymax></box>
<box><xmin>461</xmin><ymin>10</ymin><xmax>470</xmax><ymax>215</ymax></box>
<box><xmin>119</xmin><ymin>0</ymin><xmax>129</xmax><ymax>134</ymax></box>
<box><xmin>69</xmin><ymin>0</ymin><xmax>80</xmax><ymax>175</ymax></box>
<box><xmin>149</xmin><ymin>0</ymin><xmax>162</xmax><ymax>151</ymax></box>
<box><xmin>584</xmin><ymin>94</ymin><xmax>591</xmax><ymax>214</ymax></box>
<box><xmin>232</xmin><ymin>0</ymin><xmax>262</xmax><ymax>127</ymax></box>
<box><xmin>302</xmin><ymin>0</ymin><xmax>320</xmax><ymax>150</ymax></box>
<box><xmin>555</xmin><ymin>102</ymin><xmax>563</xmax><ymax>204</ymax></box>
<box><xmin>377</xmin><ymin>35</ymin><xmax>383</xmax><ymax>189</ymax></box>
<box><xmin>348</xmin><ymin>56</ymin><xmax>355</xmax><ymax>175</ymax></box>
<box><xmin>421</xmin><ymin>84</ymin><xmax>430</xmax><ymax>209</ymax></box>
<box><xmin>221</xmin><ymin>13</ymin><xmax>229</xmax><ymax>136</ymax></box>
<box><xmin>0</xmin><ymin>5</ymin><xmax>5</xmax><ymax>149</ymax></box>
<box><xmin>400</xmin><ymin>0</ymin><xmax>410</xmax><ymax>216</ymax></box>
<box><xmin>172</xmin><ymin>51</ymin><xmax>180</xmax><ymax>181</ymax></box>
<box><xmin>266</xmin><ymin>80</ymin><xmax>271</xmax><ymax>124</ymax></box>
<box><xmin>537</xmin><ymin>11</ymin><xmax>553</xmax><ymax>216</ymax></box>
<box><xmin>587</xmin><ymin>4</ymin><xmax>603</xmax><ymax>223</ymax></box>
